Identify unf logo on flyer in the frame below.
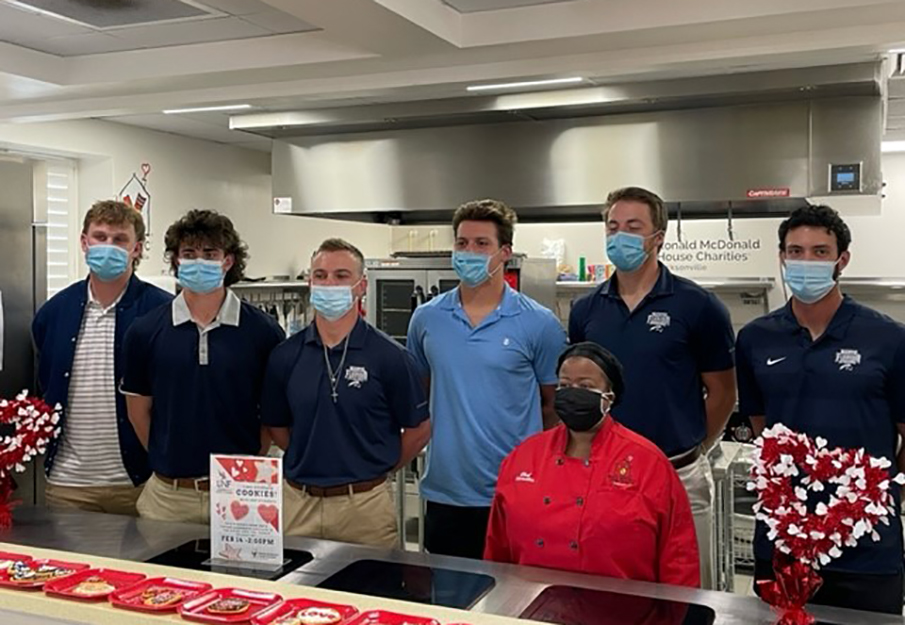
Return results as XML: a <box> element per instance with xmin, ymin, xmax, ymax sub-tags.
<box><xmin>835</xmin><ymin>349</ymin><xmax>861</xmax><ymax>371</ymax></box>
<box><xmin>646</xmin><ymin>312</ymin><xmax>671</xmax><ymax>333</ymax></box>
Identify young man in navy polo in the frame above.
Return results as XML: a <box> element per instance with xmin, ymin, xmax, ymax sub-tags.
<box><xmin>569</xmin><ymin>187</ymin><xmax>737</xmax><ymax>589</ymax></box>
<box><xmin>33</xmin><ymin>200</ymin><xmax>171</xmax><ymax>515</ymax></box>
<box><xmin>407</xmin><ymin>199</ymin><xmax>567</xmax><ymax>560</ymax></box>
<box><xmin>121</xmin><ymin>210</ymin><xmax>284</xmax><ymax>524</ymax></box>
<box><xmin>261</xmin><ymin>238</ymin><xmax>429</xmax><ymax>547</ymax></box>
<box><xmin>737</xmin><ymin>205</ymin><xmax>905</xmax><ymax>614</ymax></box>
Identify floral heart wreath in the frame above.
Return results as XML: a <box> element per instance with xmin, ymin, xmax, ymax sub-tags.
<box><xmin>749</xmin><ymin>424</ymin><xmax>904</xmax><ymax>569</ymax></box>
<box><xmin>0</xmin><ymin>392</ymin><xmax>61</xmax><ymax>529</ymax></box>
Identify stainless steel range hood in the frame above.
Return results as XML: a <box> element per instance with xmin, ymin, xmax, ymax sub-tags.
<box><xmin>260</xmin><ymin>63</ymin><xmax>884</xmax><ymax>224</ymax></box>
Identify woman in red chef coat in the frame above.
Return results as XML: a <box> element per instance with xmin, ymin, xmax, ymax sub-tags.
<box><xmin>484</xmin><ymin>342</ymin><xmax>700</xmax><ymax>587</ymax></box>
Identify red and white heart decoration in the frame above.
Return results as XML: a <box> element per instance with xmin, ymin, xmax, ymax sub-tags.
<box><xmin>0</xmin><ymin>391</ymin><xmax>61</xmax><ymax>529</ymax></box>
<box><xmin>749</xmin><ymin>424</ymin><xmax>905</xmax><ymax>568</ymax></box>
<box><xmin>0</xmin><ymin>392</ymin><xmax>61</xmax><ymax>481</ymax></box>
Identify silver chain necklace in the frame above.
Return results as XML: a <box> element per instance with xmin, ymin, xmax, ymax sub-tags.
<box><xmin>323</xmin><ymin>335</ymin><xmax>350</xmax><ymax>403</ymax></box>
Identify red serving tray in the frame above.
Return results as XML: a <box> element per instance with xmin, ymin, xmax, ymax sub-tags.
<box><xmin>0</xmin><ymin>558</ymin><xmax>89</xmax><ymax>590</ymax></box>
<box><xmin>110</xmin><ymin>576</ymin><xmax>214</xmax><ymax>612</ymax></box>
<box><xmin>345</xmin><ymin>611</ymin><xmax>440</xmax><ymax>625</ymax></box>
<box><xmin>178</xmin><ymin>588</ymin><xmax>284</xmax><ymax>624</ymax></box>
<box><xmin>43</xmin><ymin>567</ymin><xmax>146</xmax><ymax>601</ymax></box>
<box><xmin>252</xmin><ymin>598</ymin><xmax>359</xmax><ymax>625</ymax></box>
<box><xmin>0</xmin><ymin>551</ymin><xmax>32</xmax><ymax>570</ymax></box>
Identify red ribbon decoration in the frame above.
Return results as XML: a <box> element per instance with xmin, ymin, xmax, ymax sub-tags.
<box><xmin>756</xmin><ymin>553</ymin><xmax>823</xmax><ymax>625</ymax></box>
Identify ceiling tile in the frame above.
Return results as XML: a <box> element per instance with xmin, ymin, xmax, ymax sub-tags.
<box><xmin>440</xmin><ymin>0</ymin><xmax>576</xmax><ymax>13</ymax></box>
<box><xmin>10</xmin><ymin>0</ymin><xmax>210</xmax><ymax>28</ymax></box>
<box><xmin>104</xmin><ymin>16</ymin><xmax>269</xmax><ymax>48</ymax></box>
<box><xmin>0</xmin><ymin>4</ymin><xmax>93</xmax><ymax>38</ymax></box>
<box><xmin>37</xmin><ymin>33</ymin><xmax>142</xmax><ymax>57</ymax></box>
<box><xmin>195</xmin><ymin>0</ymin><xmax>272</xmax><ymax>16</ymax></box>
<box><xmin>238</xmin><ymin>10</ymin><xmax>319</xmax><ymax>35</ymax></box>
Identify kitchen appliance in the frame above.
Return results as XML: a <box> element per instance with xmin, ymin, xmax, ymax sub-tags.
<box><xmin>365</xmin><ymin>252</ymin><xmax>556</xmax><ymax>346</ymax></box>
<box><xmin>0</xmin><ymin>158</ymin><xmax>48</xmax><ymax>507</ymax></box>
<box><xmin>317</xmin><ymin>559</ymin><xmax>495</xmax><ymax>610</ymax></box>
<box><xmin>520</xmin><ymin>586</ymin><xmax>716</xmax><ymax>625</ymax></box>
<box><xmin>262</xmin><ymin>63</ymin><xmax>885</xmax><ymax>224</ymax></box>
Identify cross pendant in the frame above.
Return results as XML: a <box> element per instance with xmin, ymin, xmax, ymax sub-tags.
<box><xmin>331</xmin><ymin>389</ymin><xmax>338</xmax><ymax>402</ymax></box>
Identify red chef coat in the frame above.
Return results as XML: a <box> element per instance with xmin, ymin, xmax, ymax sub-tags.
<box><xmin>484</xmin><ymin>419</ymin><xmax>700</xmax><ymax>587</ymax></box>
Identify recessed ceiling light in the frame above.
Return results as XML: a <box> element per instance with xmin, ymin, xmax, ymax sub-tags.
<box><xmin>466</xmin><ymin>77</ymin><xmax>583</xmax><ymax>92</ymax></box>
<box><xmin>163</xmin><ymin>104</ymin><xmax>253</xmax><ymax>114</ymax></box>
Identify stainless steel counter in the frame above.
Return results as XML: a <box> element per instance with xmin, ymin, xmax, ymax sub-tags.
<box><xmin>2</xmin><ymin>508</ymin><xmax>903</xmax><ymax>625</ymax></box>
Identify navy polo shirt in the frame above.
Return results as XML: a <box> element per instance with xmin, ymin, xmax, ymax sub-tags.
<box><xmin>121</xmin><ymin>290</ymin><xmax>285</xmax><ymax>478</ymax></box>
<box><xmin>569</xmin><ymin>264</ymin><xmax>735</xmax><ymax>456</ymax></box>
<box><xmin>737</xmin><ymin>296</ymin><xmax>905</xmax><ymax>574</ymax></box>
<box><xmin>260</xmin><ymin>318</ymin><xmax>428</xmax><ymax>487</ymax></box>
<box><xmin>32</xmin><ymin>275</ymin><xmax>172</xmax><ymax>485</ymax></box>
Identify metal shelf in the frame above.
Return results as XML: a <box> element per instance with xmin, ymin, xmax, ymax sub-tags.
<box><xmin>232</xmin><ymin>280</ymin><xmax>309</xmax><ymax>290</ymax></box>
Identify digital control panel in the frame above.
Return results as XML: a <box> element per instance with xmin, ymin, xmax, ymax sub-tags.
<box><xmin>829</xmin><ymin>163</ymin><xmax>862</xmax><ymax>193</ymax></box>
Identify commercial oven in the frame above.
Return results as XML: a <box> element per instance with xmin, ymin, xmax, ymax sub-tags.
<box><xmin>364</xmin><ymin>252</ymin><xmax>556</xmax><ymax>346</ymax></box>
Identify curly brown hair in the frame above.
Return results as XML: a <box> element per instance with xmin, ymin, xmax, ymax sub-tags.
<box><xmin>164</xmin><ymin>210</ymin><xmax>248</xmax><ymax>287</ymax></box>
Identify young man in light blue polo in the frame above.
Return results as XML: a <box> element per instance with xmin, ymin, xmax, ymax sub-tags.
<box><xmin>407</xmin><ymin>198</ymin><xmax>567</xmax><ymax>559</ymax></box>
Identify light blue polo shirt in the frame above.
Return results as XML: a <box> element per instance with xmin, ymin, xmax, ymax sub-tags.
<box><xmin>407</xmin><ymin>285</ymin><xmax>567</xmax><ymax>507</ymax></box>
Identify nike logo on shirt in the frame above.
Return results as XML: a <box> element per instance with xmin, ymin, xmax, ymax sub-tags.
<box><xmin>766</xmin><ymin>357</ymin><xmax>787</xmax><ymax>366</ymax></box>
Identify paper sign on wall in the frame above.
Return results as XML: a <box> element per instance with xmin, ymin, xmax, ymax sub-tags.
<box><xmin>273</xmin><ymin>197</ymin><xmax>292</xmax><ymax>214</ymax></box>
<box><xmin>210</xmin><ymin>454</ymin><xmax>283</xmax><ymax>567</ymax></box>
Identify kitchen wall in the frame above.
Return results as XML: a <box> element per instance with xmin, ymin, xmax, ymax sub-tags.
<box><xmin>0</xmin><ymin>119</ymin><xmax>391</xmax><ymax>284</ymax></box>
<box><xmin>391</xmin><ymin>152</ymin><xmax>905</xmax><ymax>312</ymax></box>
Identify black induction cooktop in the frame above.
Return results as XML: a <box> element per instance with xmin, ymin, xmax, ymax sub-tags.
<box><xmin>520</xmin><ymin>586</ymin><xmax>716</xmax><ymax>625</ymax></box>
<box><xmin>317</xmin><ymin>559</ymin><xmax>495</xmax><ymax>610</ymax></box>
<box><xmin>146</xmin><ymin>539</ymin><xmax>313</xmax><ymax>581</ymax></box>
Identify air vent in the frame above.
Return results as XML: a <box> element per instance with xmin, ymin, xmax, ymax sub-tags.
<box><xmin>7</xmin><ymin>0</ymin><xmax>216</xmax><ymax>29</ymax></box>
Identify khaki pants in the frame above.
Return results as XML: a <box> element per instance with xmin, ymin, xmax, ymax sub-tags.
<box><xmin>284</xmin><ymin>480</ymin><xmax>398</xmax><ymax>548</ymax></box>
<box><xmin>136</xmin><ymin>474</ymin><xmax>210</xmax><ymax>525</ymax></box>
<box><xmin>675</xmin><ymin>452</ymin><xmax>715</xmax><ymax>590</ymax></box>
<box><xmin>45</xmin><ymin>482</ymin><xmax>143</xmax><ymax>517</ymax></box>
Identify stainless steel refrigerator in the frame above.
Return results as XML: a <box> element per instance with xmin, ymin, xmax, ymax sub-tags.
<box><xmin>0</xmin><ymin>158</ymin><xmax>48</xmax><ymax>506</ymax></box>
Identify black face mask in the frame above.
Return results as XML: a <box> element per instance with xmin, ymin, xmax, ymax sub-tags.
<box><xmin>554</xmin><ymin>387</ymin><xmax>610</xmax><ymax>432</ymax></box>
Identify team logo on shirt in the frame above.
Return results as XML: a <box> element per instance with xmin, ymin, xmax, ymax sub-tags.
<box><xmin>834</xmin><ymin>349</ymin><xmax>861</xmax><ymax>372</ymax></box>
<box><xmin>344</xmin><ymin>366</ymin><xmax>369</xmax><ymax>388</ymax></box>
<box><xmin>609</xmin><ymin>456</ymin><xmax>634</xmax><ymax>487</ymax></box>
<box><xmin>515</xmin><ymin>471</ymin><xmax>535</xmax><ymax>483</ymax></box>
<box><xmin>646</xmin><ymin>312</ymin><xmax>671</xmax><ymax>333</ymax></box>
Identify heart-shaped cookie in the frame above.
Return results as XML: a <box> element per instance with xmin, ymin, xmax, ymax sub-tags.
<box><xmin>230</xmin><ymin>500</ymin><xmax>250</xmax><ymax>521</ymax></box>
<box><xmin>258</xmin><ymin>504</ymin><xmax>279</xmax><ymax>532</ymax></box>
<box><xmin>749</xmin><ymin>424</ymin><xmax>904</xmax><ymax>568</ymax></box>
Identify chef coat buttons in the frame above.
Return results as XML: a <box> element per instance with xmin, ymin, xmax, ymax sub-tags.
<box><xmin>570</xmin><ymin>541</ymin><xmax>579</xmax><ymax>550</ymax></box>
<box><xmin>71</xmin><ymin>337</ymin><xmax>77</xmax><ymax>343</ymax></box>
<box><xmin>64</xmin><ymin>372</ymin><xmax>69</xmax><ymax>378</ymax></box>
<box><xmin>543</xmin><ymin>497</ymin><xmax>551</xmax><ymax>505</ymax></box>
<box><xmin>576</xmin><ymin>497</ymin><xmax>584</xmax><ymax>506</ymax></box>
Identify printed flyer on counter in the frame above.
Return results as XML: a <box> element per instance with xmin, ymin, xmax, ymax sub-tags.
<box><xmin>210</xmin><ymin>454</ymin><xmax>283</xmax><ymax>567</ymax></box>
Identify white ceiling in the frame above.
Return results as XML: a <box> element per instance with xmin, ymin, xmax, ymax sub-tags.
<box><xmin>0</xmin><ymin>0</ymin><xmax>317</xmax><ymax>56</ymax></box>
<box><xmin>0</xmin><ymin>0</ymin><xmax>904</xmax><ymax>151</ymax></box>
<box><xmin>440</xmin><ymin>0</ymin><xmax>576</xmax><ymax>13</ymax></box>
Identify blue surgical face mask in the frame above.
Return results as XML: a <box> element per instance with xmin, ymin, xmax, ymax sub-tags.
<box><xmin>452</xmin><ymin>250</ymin><xmax>501</xmax><ymax>287</ymax></box>
<box><xmin>178</xmin><ymin>259</ymin><xmax>224</xmax><ymax>294</ymax></box>
<box><xmin>606</xmin><ymin>231</ymin><xmax>657</xmax><ymax>273</ymax></box>
<box><xmin>310</xmin><ymin>282</ymin><xmax>360</xmax><ymax>321</ymax></box>
<box><xmin>782</xmin><ymin>259</ymin><xmax>838</xmax><ymax>304</ymax></box>
<box><xmin>86</xmin><ymin>244</ymin><xmax>130</xmax><ymax>282</ymax></box>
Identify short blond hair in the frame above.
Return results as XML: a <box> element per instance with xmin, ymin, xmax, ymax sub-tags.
<box><xmin>603</xmin><ymin>187</ymin><xmax>668</xmax><ymax>233</ymax></box>
<box><xmin>82</xmin><ymin>200</ymin><xmax>145</xmax><ymax>268</ymax></box>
